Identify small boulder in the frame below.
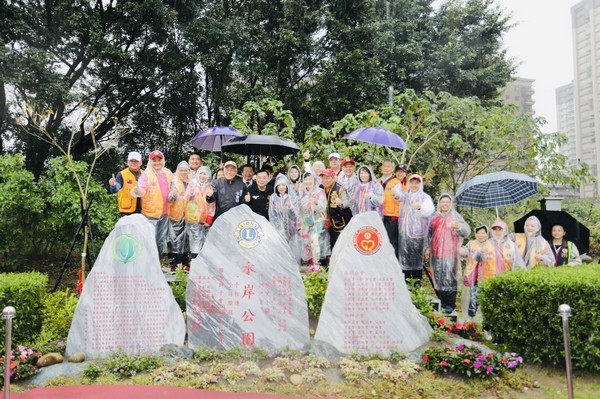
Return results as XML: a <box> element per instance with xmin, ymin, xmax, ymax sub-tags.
<box><xmin>36</xmin><ymin>353</ymin><xmax>64</xmax><ymax>368</ymax></box>
<box><xmin>67</xmin><ymin>352</ymin><xmax>86</xmax><ymax>363</ymax></box>
<box><xmin>289</xmin><ymin>374</ymin><xmax>303</xmax><ymax>385</ymax></box>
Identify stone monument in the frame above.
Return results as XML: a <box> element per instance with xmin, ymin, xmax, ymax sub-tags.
<box><xmin>314</xmin><ymin>211</ymin><xmax>432</xmax><ymax>355</ymax></box>
<box><xmin>66</xmin><ymin>214</ymin><xmax>186</xmax><ymax>357</ymax></box>
<box><xmin>187</xmin><ymin>205</ymin><xmax>310</xmax><ymax>350</ymax></box>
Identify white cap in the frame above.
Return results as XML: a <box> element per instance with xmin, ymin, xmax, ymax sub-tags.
<box><xmin>127</xmin><ymin>151</ymin><xmax>142</xmax><ymax>162</ymax></box>
<box><xmin>328</xmin><ymin>152</ymin><xmax>341</xmax><ymax>160</ymax></box>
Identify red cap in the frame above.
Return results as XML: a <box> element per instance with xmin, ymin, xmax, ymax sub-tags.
<box><xmin>341</xmin><ymin>157</ymin><xmax>355</xmax><ymax>166</ymax></box>
<box><xmin>319</xmin><ymin>168</ymin><xmax>337</xmax><ymax>177</ymax></box>
<box><xmin>149</xmin><ymin>150</ymin><xmax>164</xmax><ymax>160</ymax></box>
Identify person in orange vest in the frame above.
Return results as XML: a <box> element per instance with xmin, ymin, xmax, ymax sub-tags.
<box><xmin>168</xmin><ymin>161</ymin><xmax>191</xmax><ymax>272</ymax></box>
<box><xmin>378</xmin><ymin>159</ymin><xmax>401</xmax><ymax>257</ymax></box>
<box><xmin>131</xmin><ymin>150</ymin><xmax>173</xmax><ymax>257</ymax></box>
<box><xmin>108</xmin><ymin>151</ymin><xmax>143</xmax><ymax>216</ymax></box>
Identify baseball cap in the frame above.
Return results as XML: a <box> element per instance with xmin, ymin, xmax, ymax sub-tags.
<box><xmin>396</xmin><ymin>164</ymin><xmax>408</xmax><ymax>172</ymax></box>
<box><xmin>223</xmin><ymin>160</ymin><xmax>237</xmax><ymax>169</ymax></box>
<box><xmin>492</xmin><ymin>219</ymin><xmax>507</xmax><ymax>230</ymax></box>
<box><xmin>328</xmin><ymin>152</ymin><xmax>341</xmax><ymax>160</ymax></box>
<box><xmin>127</xmin><ymin>151</ymin><xmax>142</xmax><ymax>162</ymax></box>
<box><xmin>408</xmin><ymin>174</ymin><xmax>423</xmax><ymax>182</ymax></box>
<box><xmin>319</xmin><ymin>168</ymin><xmax>337</xmax><ymax>177</ymax></box>
<box><xmin>149</xmin><ymin>150</ymin><xmax>164</xmax><ymax>160</ymax></box>
<box><xmin>341</xmin><ymin>157</ymin><xmax>355</xmax><ymax>166</ymax></box>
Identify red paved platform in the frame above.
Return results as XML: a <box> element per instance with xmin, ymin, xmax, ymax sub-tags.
<box><xmin>11</xmin><ymin>385</ymin><xmax>321</xmax><ymax>399</ymax></box>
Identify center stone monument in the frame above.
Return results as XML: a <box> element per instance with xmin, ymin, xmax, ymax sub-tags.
<box><xmin>314</xmin><ymin>211</ymin><xmax>432</xmax><ymax>355</ymax></box>
<box><xmin>66</xmin><ymin>214</ymin><xmax>186</xmax><ymax>357</ymax></box>
<box><xmin>187</xmin><ymin>205</ymin><xmax>310</xmax><ymax>350</ymax></box>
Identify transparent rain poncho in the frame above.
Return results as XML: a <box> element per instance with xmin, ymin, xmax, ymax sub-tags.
<box><xmin>350</xmin><ymin>165</ymin><xmax>384</xmax><ymax>217</ymax></box>
<box><xmin>512</xmin><ymin>216</ymin><xmax>554</xmax><ymax>268</ymax></box>
<box><xmin>394</xmin><ymin>175</ymin><xmax>435</xmax><ymax>271</ymax></box>
<box><xmin>269</xmin><ymin>174</ymin><xmax>302</xmax><ymax>263</ymax></box>
<box><xmin>296</xmin><ymin>172</ymin><xmax>330</xmax><ymax>264</ymax></box>
<box><xmin>427</xmin><ymin>194</ymin><xmax>470</xmax><ymax>295</ymax></box>
<box><xmin>287</xmin><ymin>164</ymin><xmax>302</xmax><ymax>195</ymax></box>
<box><xmin>168</xmin><ymin>161</ymin><xmax>191</xmax><ymax>254</ymax></box>
<box><xmin>185</xmin><ymin>165</ymin><xmax>214</xmax><ymax>255</ymax></box>
<box><xmin>131</xmin><ymin>155</ymin><xmax>173</xmax><ymax>256</ymax></box>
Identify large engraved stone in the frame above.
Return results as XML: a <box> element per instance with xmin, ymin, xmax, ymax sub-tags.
<box><xmin>315</xmin><ymin>211</ymin><xmax>432</xmax><ymax>355</ymax></box>
<box><xmin>66</xmin><ymin>214</ymin><xmax>185</xmax><ymax>357</ymax></box>
<box><xmin>187</xmin><ymin>204</ymin><xmax>310</xmax><ymax>350</ymax></box>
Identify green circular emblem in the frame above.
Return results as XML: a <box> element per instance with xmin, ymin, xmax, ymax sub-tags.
<box><xmin>112</xmin><ymin>234</ymin><xmax>141</xmax><ymax>264</ymax></box>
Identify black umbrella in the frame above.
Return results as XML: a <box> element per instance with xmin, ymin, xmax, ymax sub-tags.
<box><xmin>220</xmin><ymin>134</ymin><xmax>300</xmax><ymax>157</ymax></box>
<box><xmin>514</xmin><ymin>210</ymin><xmax>590</xmax><ymax>254</ymax></box>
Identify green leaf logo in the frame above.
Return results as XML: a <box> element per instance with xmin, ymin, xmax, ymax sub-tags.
<box><xmin>112</xmin><ymin>234</ymin><xmax>140</xmax><ymax>264</ymax></box>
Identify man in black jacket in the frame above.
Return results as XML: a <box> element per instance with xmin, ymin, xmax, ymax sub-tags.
<box><xmin>205</xmin><ymin>160</ymin><xmax>245</xmax><ymax>220</ymax></box>
<box><xmin>243</xmin><ymin>169</ymin><xmax>271</xmax><ymax>220</ymax></box>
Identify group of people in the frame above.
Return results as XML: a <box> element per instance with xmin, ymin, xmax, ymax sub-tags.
<box><xmin>108</xmin><ymin>149</ymin><xmax>583</xmax><ymax>316</ymax></box>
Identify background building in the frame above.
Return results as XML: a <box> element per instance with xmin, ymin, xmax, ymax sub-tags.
<box><xmin>499</xmin><ymin>77</ymin><xmax>536</xmax><ymax>116</ymax></box>
<box><xmin>572</xmin><ymin>0</ymin><xmax>600</xmax><ymax>197</ymax></box>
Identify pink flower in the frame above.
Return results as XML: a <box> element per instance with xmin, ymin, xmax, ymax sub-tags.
<box><xmin>473</xmin><ymin>361</ymin><xmax>482</xmax><ymax>369</ymax></box>
<box><xmin>478</xmin><ymin>355</ymin><xmax>486</xmax><ymax>362</ymax></box>
<box><xmin>486</xmin><ymin>365</ymin><xmax>493</xmax><ymax>373</ymax></box>
<box><xmin>422</xmin><ymin>355</ymin><xmax>429</xmax><ymax>362</ymax></box>
<box><xmin>456</xmin><ymin>343</ymin><xmax>465</xmax><ymax>351</ymax></box>
<box><xmin>440</xmin><ymin>360</ymin><xmax>448</xmax><ymax>366</ymax></box>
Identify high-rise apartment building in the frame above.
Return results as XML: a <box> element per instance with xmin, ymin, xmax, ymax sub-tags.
<box><xmin>556</xmin><ymin>82</ymin><xmax>578</xmax><ymax>170</ymax></box>
<box><xmin>499</xmin><ymin>77</ymin><xmax>535</xmax><ymax>116</ymax></box>
<box><xmin>572</xmin><ymin>0</ymin><xmax>600</xmax><ymax>197</ymax></box>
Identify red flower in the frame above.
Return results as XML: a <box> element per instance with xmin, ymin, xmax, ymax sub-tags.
<box><xmin>422</xmin><ymin>355</ymin><xmax>429</xmax><ymax>362</ymax></box>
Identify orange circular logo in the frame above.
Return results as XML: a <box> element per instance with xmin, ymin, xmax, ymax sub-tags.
<box><xmin>353</xmin><ymin>227</ymin><xmax>382</xmax><ymax>255</ymax></box>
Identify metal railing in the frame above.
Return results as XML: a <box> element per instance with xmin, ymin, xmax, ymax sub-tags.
<box><xmin>559</xmin><ymin>304</ymin><xmax>574</xmax><ymax>399</ymax></box>
<box><xmin>3</xmin><ymin>306</ymin><xmax>16</xmax><ymax>399</ymax></box>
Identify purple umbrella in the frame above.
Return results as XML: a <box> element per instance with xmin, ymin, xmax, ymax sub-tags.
<box><xmin>344</xmin><ymin>127</ymin><xmax>409</xmax><ymax>150</ymax></box>
<box><xmin>191</xmin><ymin>126</ymin><xmax>244</xmax><ymax>152</ymax></box>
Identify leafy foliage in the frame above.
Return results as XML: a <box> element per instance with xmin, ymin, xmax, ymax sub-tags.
<box><xmin>105</xmin><ymin>348</ymin><xmax>163</xmax><ymax>378</ymax></box>
<box><xmin>302</xmin><ymin>270</ymin><xmax>328</xmax><ymax>318</ymax></box>
<box><xmin>40</xmin><ymin>289</ymin><xmax>79</xmax><ymax>339</ymax></box>
<box><xmin>422</xmin><ymin>343</ymin><xmax>523</xmax><ymax>378</ymax></box>
<box><xmin>478</xmin><ymin>264</ymin><xmax>600</xmax><ymax>370</ymax></box>
<box><xmin>0</xmin><ymin>154</ymin><xmax>117</xmax><ymax>268</ymax></box>
<box><xmin>0</xmin><ymin>272</ymin><xmax>48</xmax><ymax>350</ymax></box>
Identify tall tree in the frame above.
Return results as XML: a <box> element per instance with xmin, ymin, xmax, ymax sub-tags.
<box><xmin>1</xmin><ymin>0</ymin><xmax>196</xmax><ymax>176</ymax></box>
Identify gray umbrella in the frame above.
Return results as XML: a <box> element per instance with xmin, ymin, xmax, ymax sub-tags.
<box><xmin>455</xmin><ymin>171</ymin><xmax>539</xmax><ymax>215</ymax></box>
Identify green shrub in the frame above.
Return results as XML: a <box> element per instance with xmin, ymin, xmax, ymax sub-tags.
<box><xmin>105</xmin><ymin>348</ymin><xmax>163</xmax><ymax>378</ymax></box>
<box><xmin>171</xmin><ymin>269</ymin><xmax>188</xmax><ymax>312</ymax></box>
<box><xmin>478</xmin><ymin>264</ymin><xmax>600</xmax><ymax>370</ymax></box>
<box><xmin>41</xmin><ymin>288</ymin><xmax>79</xmax><ymax>339</ymax></box>
<box><xmin>303</xmin><ymin>270</ymin><xmax>328</xmax><ymax>318</ymax></box>
<box><xmin>0</xmin><ymin>272</ymin><xmax>48</xmax><ymax>349</ymax></box>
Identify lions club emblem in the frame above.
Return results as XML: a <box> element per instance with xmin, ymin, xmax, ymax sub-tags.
<box><xmin>353</xmin><ymin>227</ymin><xmax>382</xmax><ymax>255</ymax></box>
<box><xmin>234</xmin><ymin>220</ymin><xmax>264</xmax><ymax>249</ymax></box>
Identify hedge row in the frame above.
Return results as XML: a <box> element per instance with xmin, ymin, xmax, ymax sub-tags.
<box><xmin>0</xmin><ymin>272</ymin><xmax>48</xmax><ymax>349</ymax></box>
<box><xmin>478</xmin><ymin>264</ymin><xmax>600</xmax><ymax>371</ymax></box>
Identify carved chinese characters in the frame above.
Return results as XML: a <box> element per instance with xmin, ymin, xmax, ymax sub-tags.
<box><xmin>315</xmin><ymin>211</ymin><xmax>432</xmax><ymax>355</ymax></box>
<box><xmin>187</xmin><ymin>205</ymin><xmax>310</xmax><ymax>350</ymax></box>
<box><xmin>66</xmin><ymin>215</ymin><xmax>186</xmax><ymax>357</ymax></box>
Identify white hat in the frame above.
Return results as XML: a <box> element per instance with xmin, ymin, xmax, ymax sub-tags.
<box><xmin>223</xmin><ymin>160</ymin><xmax>237</xmax><ymax>169</ymax></box>
<box><xmin>328</xmin><ymin>152</ymin><xmax>341</xmax><ymax>160</ymax></box>
<box><xmin>127</xmin><ymin>151</ymin><xmax>142</xmax><ymax>162</ymax></box>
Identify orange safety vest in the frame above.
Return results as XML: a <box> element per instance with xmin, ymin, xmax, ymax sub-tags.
<box><xmin>464</xmin><ymin>240</ymin><xmax>497</xmax><ymax>285</ymax></box>
<box><xmin>379</xmin><ymin>176</ymin><xmax>402</xmax><ymax>217</ymax></box>
<box><xmin>141</xmin><ymin>169</ymin><xmax>173</xmax><ymax>219</ymax></box>
<box><xmin>117</xmin><ymin>168</ymin><xmax>141</xmax><ymax>213</ymax></box>
<box><xmin>168</xmin><ymin>179</ymin><xmax>187</xmax><ymax>222</ymax></box>
<box><xmin>185</xmin><ymin>184</ymin><xmax>208</xmax><ymax>223</ymax></box>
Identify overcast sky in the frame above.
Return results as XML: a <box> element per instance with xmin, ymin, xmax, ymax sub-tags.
<box><xmin>496</xmin><ymin>0</ymin><xmax>582</xmax><ymax>133</ymax></box>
